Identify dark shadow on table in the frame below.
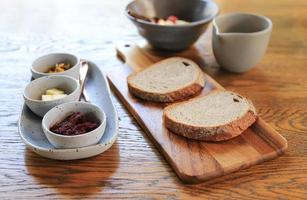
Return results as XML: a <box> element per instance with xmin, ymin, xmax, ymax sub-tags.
<box><xmin>25</xmin><ymin>142</ymin><xmax>120</xmax><ymax>198</ymax></box>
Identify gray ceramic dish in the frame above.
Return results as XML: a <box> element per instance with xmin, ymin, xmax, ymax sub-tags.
<box><xmin>126</xmin><ymin>0</ymin><xmax>219</xmax><ymax>51</ymax></box>
<box><xmin>42</xmin><ymin>102</ymin><xmax>107</xmax><ymax>149</ymax></box>
<box><xmin>18</xmin><ymin>61</ymin><xmax>118</xmax><ymax>160</ymax></box>
<box><xmin>23</xmin><ymin>75</ymin><xmax>81</xmax><ymax>117</ymax></box>
<box><xmin>31</xmin><ymin>53</ymin><xmax>80</xmax><ymax>79</ymax></box>
<box><xmin>212</xmin><ymin>13</ymin><xmax>272</xmax><ymax>72</ymax></box>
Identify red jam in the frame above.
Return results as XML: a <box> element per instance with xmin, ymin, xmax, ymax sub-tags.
<box><xmin>50</xmin><ymin>112</ymin><xmax>99</xmax><ymax>136</ymax></box>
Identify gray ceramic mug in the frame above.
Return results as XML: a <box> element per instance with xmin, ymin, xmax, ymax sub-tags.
<box><xmin>212</xmin><ymin>13</ymin><xmax>272</xmax><ymax>73</ymax></box>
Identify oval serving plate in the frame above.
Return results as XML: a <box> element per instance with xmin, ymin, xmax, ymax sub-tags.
<box><xmin>18</xmin><ymin>61</ymin><xmax>118</xmax><ymax>160</ymax></box>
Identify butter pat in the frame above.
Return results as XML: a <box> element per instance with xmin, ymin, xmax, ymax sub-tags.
<box><xmin>42</xmin><ymin>88</ymin><xmax>67</xmax><ymax>101</ymax></box>
<box><xmin>46</xmin><ymin>88</ymin><xmax>65</xmax><ymax>95</ymax></box>
<box><xmin>42</xmin><ymin>94</ymin><xmax>67</xmax><ymax>101</ymax></box>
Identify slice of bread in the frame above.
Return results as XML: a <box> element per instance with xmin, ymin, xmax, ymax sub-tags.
<box><xmin>127</xmin><ymin>57</ymin><xmax>205</xmax><ymax>102</ymax></box>
<box><xmin>163</xmin><ymin>91</ymin><xmax>257</xmax><ymax>141</ymax></box>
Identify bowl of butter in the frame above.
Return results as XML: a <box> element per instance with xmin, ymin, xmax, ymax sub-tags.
<box><xmin>23</xmin><ymin>75</ymin><xmax>81</xmax><ymax>117</ymax></box>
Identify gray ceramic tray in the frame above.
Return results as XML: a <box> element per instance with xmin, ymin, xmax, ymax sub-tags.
<box><xmin>18</xmin><ymin>61</ymin><xmax>118</xmax><ymax>160</ymax></box>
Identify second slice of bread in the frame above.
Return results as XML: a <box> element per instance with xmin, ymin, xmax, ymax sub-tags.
<box><xmin>163</xmin><ymin>91</ymin><xmax>257</xmax><ymax>141</ymax></box>
<box><xmin>127</xmin><ymin>57</ymin><xmax>205</xmax><ymax>102</ymax></box>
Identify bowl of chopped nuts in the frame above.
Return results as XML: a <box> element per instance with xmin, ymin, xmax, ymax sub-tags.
<box><xmin>31</xmin><ymin>53</ymin><xmax>80</xmax><ymax>79</ymax></box>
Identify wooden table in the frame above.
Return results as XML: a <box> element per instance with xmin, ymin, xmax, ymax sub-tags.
<box><xmin>1</xmin><ymin>0</ymin><xmax>306</xmax><ymax>199</ymax></box>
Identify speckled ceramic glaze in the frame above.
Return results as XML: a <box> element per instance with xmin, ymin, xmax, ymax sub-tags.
<box><xmin>42</xmin><ymin>102</ymin><xmax>106</xmax><ymax>149</ymax></box>
<box><xmin>23</xmin><ymin>75</ymin><xmax>81</xmax><ymax>117</ymax></box>
<box><xmin>19</xmin><ymin>61</ymin><xmax>118</xmax><ymax>160</ymax></box>
<box><xmin>31</xmin><ymin>53</ymin><xmax>80</xmax><ymax>79</ymax></box>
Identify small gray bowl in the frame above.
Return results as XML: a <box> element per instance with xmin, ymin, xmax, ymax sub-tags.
<box><xmin>212</xmin><ymin>13</ymin><xmax>272</xmax><ymax>73</ymax></box>
<box><xmin>31</xmin><ymin>53</ymin><xmax>80</xmax><ymax>79</ymax></box>
<box><xmin>42</xmin><ymin>102</ymin><xmax>106</xmax><ymax>149</ymax></box>
<box><xmin>126</xmin><ymin>0</ymin><xmax>219</xmax><ymax>51</ymax></box>
<box><xmin>23</xmin><ymin>75</ymin><xmax>81</xmax><ymax>117</ymax></box>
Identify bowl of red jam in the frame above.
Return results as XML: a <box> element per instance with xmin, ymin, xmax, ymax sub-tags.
<box><xmin>42</xmin><ymin>102</ymin><xmax>106</xmax><ymax>149</ymax></box>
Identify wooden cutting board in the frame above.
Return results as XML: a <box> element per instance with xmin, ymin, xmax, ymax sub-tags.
<box><xmin>107</xmin><ymin>44</ymin><xmax>288</xmax><ymax>184</ymax></box>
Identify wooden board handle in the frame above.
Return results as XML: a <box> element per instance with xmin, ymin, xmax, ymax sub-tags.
<box><xmin>116</xmin><ymin>43</ymin><xmax>154</xmax><ymax>72</ymax></box>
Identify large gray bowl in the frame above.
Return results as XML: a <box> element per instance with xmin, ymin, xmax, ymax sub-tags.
<box><xmin>126</xmin><ymin>0</ymin><xmax>219</xmax><ymax>51</ymax></box>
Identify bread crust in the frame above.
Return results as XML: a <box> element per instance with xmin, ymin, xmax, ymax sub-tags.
<box><xmin>163</xmin><ymin>91</ymin><xmax>258</xmax><ymax>141</ymax></box>
<box><xmin>164</xmin><ymin>110</ymin><xmax>257</xmax><ymax>141</ymax></box>
<box><xmin>127</xmin><ymin>67</ymin><xmax>205</xmax><ymax>103</ymax></box>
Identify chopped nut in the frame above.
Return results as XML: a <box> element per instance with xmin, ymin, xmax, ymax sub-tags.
<box><xmin>47</xmin><ymin>62</ymin><xmax>71</xmax><ymax>73</ymax></box>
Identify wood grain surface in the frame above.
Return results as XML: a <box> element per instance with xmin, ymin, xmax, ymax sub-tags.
<box><xmin>108</xmin><ymin>44</ymin><xmax>287</xmax><ymax>183</ymax></box>
<box><xmin>0</xmin><ymin>0</ymin><xmax>306</xmax><ymax>199</ymax></box>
